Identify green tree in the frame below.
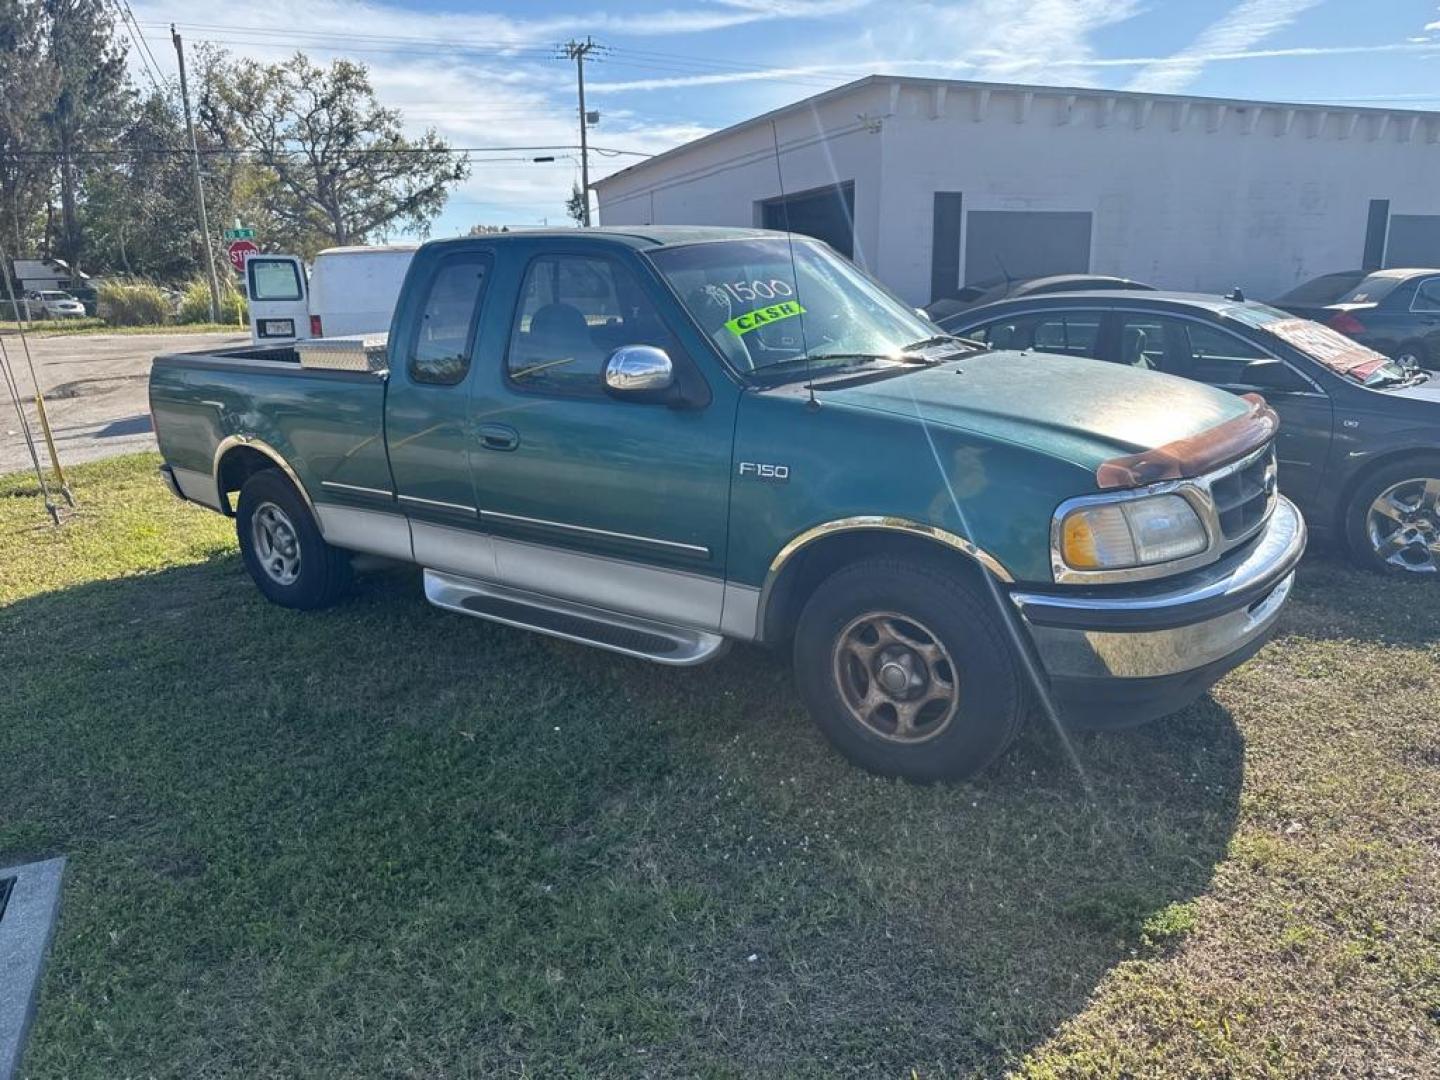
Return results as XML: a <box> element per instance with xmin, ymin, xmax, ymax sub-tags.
<box><xmin>566</xmin><ymin>183</ymin><xmax>587</xmax><ymax>226</ymax></box>
<box><xmin>0</xmin><ymin>0</ymin><xmax>57</xmax><ymax>259</ymax></box>
<box><xmin>204</xmin><ymin>52</ymin><xmax>468</xmax><ymax>254</ymax></box>
<box><xmin>83</xmin><ymin>89</ymin><xmax>216</xmax><ymax>279</ymax></box>
<box><xmin>40</xmin><ymin>0</ymin><xmax>131</xmax><ymax>269</ymax></box>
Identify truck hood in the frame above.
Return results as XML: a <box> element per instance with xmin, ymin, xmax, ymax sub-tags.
<box><xmin>821</xmin><ymin>350</ymin><xmax>1254</xmax><ymax>472</ymax></box>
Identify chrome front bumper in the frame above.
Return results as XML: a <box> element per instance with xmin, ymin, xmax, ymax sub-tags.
<box><xmin>1011</xmin><ymin>496</ymin><xmax>1305</xmax><ymax>722</ymax></box>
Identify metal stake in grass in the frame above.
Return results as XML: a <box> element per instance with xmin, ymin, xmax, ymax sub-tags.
<box><xmin>0</xmin><ymin>234</ymin><xmax>73</xmax><ymax>509</ymax></box>
<box><xmin>0</xmin><ymin>332</ymin><xmax>59</xmax><ymax>525</ymax></box>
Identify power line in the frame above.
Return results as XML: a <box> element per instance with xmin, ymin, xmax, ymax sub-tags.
<box><xmin>0</xmin><ymin>143</ymin><xmax>651</xmax><ymax>159</ymax></box>
<box><xmin>110</xmin><ymin>0</ymin><xmax>166</xmax><ymax>94</ymax></box>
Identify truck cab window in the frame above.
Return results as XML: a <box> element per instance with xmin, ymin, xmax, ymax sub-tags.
<box><xmin>410</xmin><ymin>257</ymin><xmax>490</xmax><ymax>386</ymax></box>
<box><xmin>508</xmin><ymin>254</ymin><xmax>677</xmax><ymax>396</ymax></box>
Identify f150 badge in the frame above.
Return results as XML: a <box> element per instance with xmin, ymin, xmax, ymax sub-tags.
<box><xmin>738</xmin><ymin>461</ymin><xmax>790</xmax><ymax>482</ymax></box>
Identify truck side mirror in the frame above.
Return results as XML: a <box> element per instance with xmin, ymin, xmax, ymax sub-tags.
<box><xmin>604</xmin><ymin>345</ymin><xmax>675</xmax><ymax>402</ymax></box>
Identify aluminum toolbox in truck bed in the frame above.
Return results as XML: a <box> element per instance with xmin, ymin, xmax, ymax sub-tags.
<box><xmin>296</xmin><ymin>333</ymin><xmax>390</xmax><ymax>373</ymax></box>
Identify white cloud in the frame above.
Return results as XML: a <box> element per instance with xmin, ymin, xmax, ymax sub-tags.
<box><xmin>1126</xmin><ymin>0</ymin><xmax>1322</xmax><ymax>93</ymax></box>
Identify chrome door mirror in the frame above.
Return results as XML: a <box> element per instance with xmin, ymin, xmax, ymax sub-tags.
<box><xmin>604</xmin><ymin>345</ymin><xmax>675</xmax><ymax>401</ymax></box>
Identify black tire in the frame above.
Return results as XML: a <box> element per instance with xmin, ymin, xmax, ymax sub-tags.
<box><xmin>1343</xmin><ymin>453</ymin><xmax>1440</xmax><ymax>576</ymax></box>
<box><xmin>235</xmin><ymin>469</ymin><xmax>351</xmax><ymax>608</ymax></box>
<box><xmin>793</xmin><ymin>557</ymin><xmax>1026</xmax><ymax>781</ymax></box>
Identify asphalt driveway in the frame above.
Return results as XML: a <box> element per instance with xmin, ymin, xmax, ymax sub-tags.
<box><xmin>0</xmin><ymin>330</ymin><xmax>248</xmax><ymax>477</ymax></box>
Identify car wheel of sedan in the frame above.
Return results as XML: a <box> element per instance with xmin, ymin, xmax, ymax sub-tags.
<box><xmin>236</xmin><ymin>469</ymin><xmax>352</xmax><ymax>608</ymax></box>
<box><xmin>793</xmin><ymin>556</ymin><xmax>1025</xmax><ymax>781</ymax></box>
<box><xmin>1346</xmin><ymin>456</ymin><xmax>1440</xmax><ymax>575</ymax></box>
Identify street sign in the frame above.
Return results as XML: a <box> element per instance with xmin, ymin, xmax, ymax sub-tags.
<box><xmin>222</xmin><ymin>227</ymin><xmax>255</xmax><ymax>242</ymax></box>
<box><xmin>226</xmin><ymin>239</ymin><xmax>259</xmax><ymax>272</ymax></box>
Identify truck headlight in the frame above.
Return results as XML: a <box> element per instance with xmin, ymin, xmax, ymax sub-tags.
<box><xmin>1059</xmin><ymin>493</ymin><xmax>1209</xmax><ymax>571</ymax></box>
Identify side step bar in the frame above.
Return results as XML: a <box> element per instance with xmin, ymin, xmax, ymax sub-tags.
<box><xmin>422</xmin><ymin>570</ymin><xmax>729</xmax><ymax>666</ymax></box>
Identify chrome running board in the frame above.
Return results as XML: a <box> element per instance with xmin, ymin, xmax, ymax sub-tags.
<box><xmin>422</xmin><ymin>569</ymin><xmax>729</xmax><ymax>666</ymax></box>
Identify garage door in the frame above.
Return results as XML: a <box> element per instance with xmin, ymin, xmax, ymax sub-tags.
<box><xmin>1385</xmin><ymin>214</ymin><xmax>1440</xmax><ymax>269</ymax></box>
<box><xmin>760</xmin><ymin>181</ymin><xmax>855</xmax><ymax>258</ymax></box>
<box><xmin>964</xmin><ymin>210</ymin><xmax>1092</xmax><ymax>284</ymax></box>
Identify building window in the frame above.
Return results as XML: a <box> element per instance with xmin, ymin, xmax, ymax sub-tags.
<box><xmin>963</xmin><ymin>210</ymin><xmax>1092</xmax><ymax>286</ymax></box>
<box><xmin>1384</xmin><ymin>214</ymin><xmax>1440</xmax><ymax>269</ymax></box>
<box><xmin>760</xmin><ymin>181</ymin><xmax>855</xmax><ymax>258</ymax></box>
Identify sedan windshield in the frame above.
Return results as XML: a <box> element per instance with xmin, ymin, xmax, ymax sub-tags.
<box><xmin>1223</xmin><ymin>302</ymin><xmax>1410</xmax><ymax>387</ymax></box>
<box><xmin>648</xmin><ymin>238</ymin><xmax>956</xmax><ymax>381</ymax></box>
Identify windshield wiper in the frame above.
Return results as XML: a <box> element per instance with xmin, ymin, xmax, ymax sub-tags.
<box><xmin>804</xmin><ymin>351</ymin><xmax>927</xmax><ymax>365</ymax></box>
<box><xmin>901</xmin><ymin>334</ymin><xmax>978</xmax><ymax>353</ymax></box>
<box><xmin>750</xmin><ymin>351</ymin><xmax>934</xmax><ymax>386</ymax></box>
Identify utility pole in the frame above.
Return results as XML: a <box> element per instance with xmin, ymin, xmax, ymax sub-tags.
<box><xmin>564</xmin><ymin>38</ymin><xmax>596</xmax><ymax>226</ymax></box>
<box><xmin>171</xmin><ymin>25</ymin><xmax>222</xmax><ymax>322</ymax></box>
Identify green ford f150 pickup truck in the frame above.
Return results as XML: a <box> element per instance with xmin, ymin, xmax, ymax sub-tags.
<box><xmin>150</xmin><ymin>227</ymin><xmax>1305</xmax><ymax>780</ymax></box>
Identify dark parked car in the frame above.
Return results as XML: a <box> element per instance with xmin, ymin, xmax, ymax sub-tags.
<box><xmin>1272</xmin><ymin>268</ymin><xmax>1440</xmax><ymax>370</ymax></box>
<box><xmin>925</xmin><ymin>273</ymin><xmax>1154</xmax><ymax>322</ymax></box>
<box><xmin>939</xmin><ymin>291</ymin><xmax>1440</xmax><ymax>575</ymax></box>
<box><xmin>1270</xmin><ymin>269</ymin><xmax>1369</xmax><ymax>319</ymax></box>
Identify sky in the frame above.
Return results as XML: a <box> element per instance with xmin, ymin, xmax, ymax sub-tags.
<box><xmin>123</xmin><ymin>0</ymin><xmax>1440</xmax><ymax>240</ymax></box>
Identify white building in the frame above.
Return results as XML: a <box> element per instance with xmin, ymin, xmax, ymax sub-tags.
<box><xmin>595</xmin><ymin>76</ymin><xmax>1440</xmax><ymax>306</ymax></box>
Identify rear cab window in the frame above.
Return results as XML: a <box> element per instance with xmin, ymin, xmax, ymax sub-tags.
<box><xmin>408</xmin><ymin>255</ymin><xmax>492</xmax><ymax>386</ymax></box>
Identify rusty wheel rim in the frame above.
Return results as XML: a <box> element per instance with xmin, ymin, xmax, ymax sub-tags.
<box><xmin>831</xmin><ymin>611</ymin><xmax>960</xmax><ymax>743</ymax></box>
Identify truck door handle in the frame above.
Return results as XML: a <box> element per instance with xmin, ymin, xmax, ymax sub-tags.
<box><xmin>479</xmin><ymin>423</ymin><xmax>519</xmax><ymax>451</ymax></box>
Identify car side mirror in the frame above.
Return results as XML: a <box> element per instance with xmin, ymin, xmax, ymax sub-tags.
<box><xmin>604</xmin><ymin>345</ymin><xmax>676</xmax><ymax>403</ymax></box>
<box><xmin>1238</xmin><ymin>358</ymin><xmax>1302</xmax><ymax>391</ymax></box>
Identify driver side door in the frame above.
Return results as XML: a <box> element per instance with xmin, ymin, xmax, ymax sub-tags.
<box><xmin>469</xmin><ymin>246</ymin><xmax>739</xmax><ymax>630</ymax></box>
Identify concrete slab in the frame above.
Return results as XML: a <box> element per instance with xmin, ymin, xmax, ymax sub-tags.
<box><xmin>0</xmin><ymin>857</ymin><xmax>65</xmax><ymax>1080</ymax></box>
<box><xmin>0</xmin><ymin>330</ymin><xmax>248</xmax><ymax>475</ymax></box>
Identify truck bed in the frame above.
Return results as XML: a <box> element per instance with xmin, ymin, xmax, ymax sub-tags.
<box><xmin>148</xmin><ymin>346</ymin><xmax>392</xmax><ymax>512</ymax></box>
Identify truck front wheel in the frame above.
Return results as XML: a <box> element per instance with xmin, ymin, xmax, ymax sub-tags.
<box><xmin>236</xmin><ymin>469</ymin><xmax>351</xmax><ymax>609</ymax></box>
<box><xmin>793</xmin><ymin>557</ymin><xmax>1025</xmax><ymax>781</ymax></box>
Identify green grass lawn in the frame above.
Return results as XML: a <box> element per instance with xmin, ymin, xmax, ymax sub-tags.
<box><xmin>0</xmin><ymin>320</ymin><xmax>245</xmax><ymax>336</ymax></box>
<box><xmin>2</xmin><ymin>454</ymin><xmax>1437</xmax><ymax>1078</ymax></box>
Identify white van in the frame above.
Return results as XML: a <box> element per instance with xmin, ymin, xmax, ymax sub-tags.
<box><xmin>244</xmin><ymin>244</ymin><xmax>417</xmax><ymax>344</ymax></box>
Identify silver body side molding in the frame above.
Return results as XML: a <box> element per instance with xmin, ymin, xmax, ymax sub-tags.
<box><xmin>492</xmin><ymin>535</ymin><xmax>724</xmax><ymax>630</ymax></box>
<box><xmin>315</xmin><ymin>506</ymin><xmax>414</xmax><ymax>562</ymax></box>
<box><xmin>321</xmin><ymin>480</ymin><xmax>395</xmax><ymax>499</ymax></box>
<box><xmin>719</xmin><ymin>583</ymin><xmax>762</xmax><ymax>641</ymax></box>
<box><xmin>480</xmin><ymin>509</ymin><xmax>711</xmax><ymax>559</ymax></box>
<box><xmin>170</xmin><ymin>466</ymin><xmax>223</xmax><ymax>511</ymax></box>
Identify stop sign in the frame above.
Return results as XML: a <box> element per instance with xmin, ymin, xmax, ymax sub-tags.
<box><xmin>226</xmin><ymin>239</ymin><xmax>259</xmax><ymax>272</ymax></box>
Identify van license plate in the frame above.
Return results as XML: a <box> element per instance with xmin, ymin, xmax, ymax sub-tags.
<box><xmin>260</xmin><ymin>319</ymin><xmax>295</xmax><ymax>338</ymax></box>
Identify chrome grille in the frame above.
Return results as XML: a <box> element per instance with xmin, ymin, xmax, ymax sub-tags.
<box><xmin>1208</xmin><ymin>445</ymin><xmax>1277</xmax><ymax>544</ymax></box>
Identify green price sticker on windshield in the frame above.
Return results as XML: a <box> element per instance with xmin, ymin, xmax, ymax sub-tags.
<box><xmin>725</xmin><ymin>300</ymin><xmax>806</xmax><ymax>337</ymax></box>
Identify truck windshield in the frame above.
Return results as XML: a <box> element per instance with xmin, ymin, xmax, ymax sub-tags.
<box><xmin>648</xmin><ymin>238</ymin><xmax>948</xmax><ymax>381</ymax></box>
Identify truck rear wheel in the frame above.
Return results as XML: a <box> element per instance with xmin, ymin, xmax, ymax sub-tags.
<box><xmin>793</xmin><ymin>557</ymin><xmax>1025</xmax><ymax>781</ymax></box>
<box><xmin>236</xmin><ymin>469</ymin><xmax>351</xmax><ymax>609</ymax></box>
